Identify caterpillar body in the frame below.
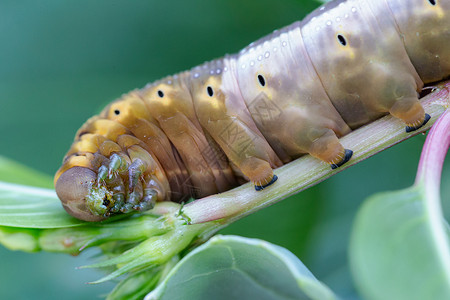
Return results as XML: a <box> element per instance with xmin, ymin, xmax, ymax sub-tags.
<box><xmin>55</xmin><ymin>0</ymin><xmax>450</xmax><ymax>221</ymax></box>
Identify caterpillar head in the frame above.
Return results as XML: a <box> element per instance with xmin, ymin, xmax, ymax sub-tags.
<box><xmin>55</xmin><ymin>166</ymin><xmax>108</xmax><ymax>222</ymax></box>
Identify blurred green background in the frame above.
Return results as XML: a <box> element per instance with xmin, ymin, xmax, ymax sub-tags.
<box><xmin>1</xmin><ymin>0</ymin><xmax>448</xmax><ymax>299</ymax></box>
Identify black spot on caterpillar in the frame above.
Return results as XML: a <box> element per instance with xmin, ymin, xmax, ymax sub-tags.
<box><xmin>54</xmin><ymin>0</ymin><xmax>450</xmax><ymax>221</ymax></box>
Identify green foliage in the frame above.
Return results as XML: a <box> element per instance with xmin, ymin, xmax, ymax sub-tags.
<box><xmin>148</xmin><ymin>235</ymin><xmax>337</xmax><ymax>300</ymax></box>
<box><xmin>1</xmin><ymin>0</ymin><xmax>449</xmax><ymax>299</ymax></box>
<box><xmin>350</xmin><ymin>110</ymin><xmax>450</xmax><ymax>300</ymax></box>
<box><xmin>0</xmin><ymin>154</ymin><xmax>85</xmax><ymax>228</ymax></box>
<box><xmin>1</xmin><ymin>113</ymin><xmax>449</xmax><ymax>299</ymax></box>
<box><xmin>0</xmin><ymin>180</ymin><xmax>85</xmax><ymax>228</ymax></box>
<box><xmin>0</xmin><ymin>157</ymin><xmax>336</xmax><ymax>299</ymax></box>
<box><xmin>350</xmin><ymin>184</ymin><xmax>450</xmax><ymax>300</ymax></box>
<box><xmin>1</xmin><ymin>1</ymin><xmax>324</xmax><ymax>298</ymax></box>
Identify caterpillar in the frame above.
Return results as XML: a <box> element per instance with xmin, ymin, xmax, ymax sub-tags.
<box><xmin>54</xmin><ymin>0</ymin><xmax>450</xmax><ymax>221</ymax></box>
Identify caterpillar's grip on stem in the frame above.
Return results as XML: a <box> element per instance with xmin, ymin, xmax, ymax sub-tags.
<box><xmin>55</xmin><ymin>0</ymin><xmax>450</xmax><ymax>221</ymax></box>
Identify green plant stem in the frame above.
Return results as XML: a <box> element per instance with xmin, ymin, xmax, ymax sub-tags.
<box><xmin>178</xmin><ymin>81</ymin><xmax>450</xmax><ymax>225</ymax></box>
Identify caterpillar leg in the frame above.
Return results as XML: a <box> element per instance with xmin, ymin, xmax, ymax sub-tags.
<box><xmin>237</xmin><ymin>157</ymin><xmax>278</xmax><ymax>191</ymax></box>
<box><xmin>330</xmin><ymin>149</ymin><xmax>353</xmax><ymax>169</ymax></box>
<box><xmin>255</xmin><ymin>175</ymin><xmax>278</xmax><ymax>191</ymax></box>
<box><xmin>405</xmin><ymin>114</ymin><xmax>431</xmax><ymax>133</ymax></box>
<box><xmin>389</xmin><ymin>98</ymin><xmax>431</xmax><ymax>133</ymax></box>
<box><xmin>189</xmin><ymin>68</ymin><xmax>282</xmax><ymax>193</ymax></box>
<box><xmin>201</xmin><ymin>117</ymin><xmax>279</xmax><ymax>192</ymax></box>
<box><xmin>304</xmin><ymin>128</ymin><xmax>353</xmax><ymax>169</ymax></box>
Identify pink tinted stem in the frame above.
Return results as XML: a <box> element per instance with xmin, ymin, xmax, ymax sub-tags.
<box><xmin>414</xmin><ymin>86</ymin><xmax>450</xmax><ymax>284</ymax></box>
<box><xmin>415</xmin><ymin>109</ymin><xmax>450</xmax><ymax>186</ymax></box>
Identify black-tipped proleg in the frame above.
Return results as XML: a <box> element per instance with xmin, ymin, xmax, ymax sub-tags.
<box><xmin>405</xmin><ymin>113</ymin><xmax>431</xmax><ymax>133</ymax></box>
<box><xmin>255</xmin><ymin>174</ymin><xmax>278</xmax><ymax>191</ymax></box>
<box><xmin>330</xmin><ymin>149</ymin><xmax>353</xmax><ymax>170</ymax></box>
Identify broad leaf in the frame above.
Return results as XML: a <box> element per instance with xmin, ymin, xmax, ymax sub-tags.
<box><xmin>146</xmin><ymin>235</ymin><xmax>337</xmax><ymax>300</ymax></box>
<box><xmin>0</xmin><ymin>181</ymin><xmax>85</xmax><ymax>228</ymax></box>
<box><xmin>350</xmin><ymin>184</ymin><xmax>450</xmax><ymax>300</ymax></box>
<box><xmin>0</xmin><ymin>156</ymin><xmax>85</xmax><ymax>227</ymax></box>
<box><xmin>350</xmin><ymin>108</ymin><xmax>450</xmax><ymax>300</ymax></box>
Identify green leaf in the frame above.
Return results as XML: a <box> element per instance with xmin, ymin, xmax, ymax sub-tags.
<box><xmin>350</xmin><ymin>184</ymin><xmax>450</xmax><ymax>300</ymax></box>
<box><xmin>0</xmin><ymin>156</ymin><xmax>85</xmax><ymax>228</ymax></box>
<box><xmin>0</xmin><ymin>181</ymin><xmax>85</xmax><ymax>228</ymax></box>
<box><xmin>107</xmin><ymin>268</ymin><xmax>162</xmax><ymax>300</ymax></box>
<box><xmin>147</xmin><ymin>235</ymin><xmax>337</xmax><ymax>300</ymax></box>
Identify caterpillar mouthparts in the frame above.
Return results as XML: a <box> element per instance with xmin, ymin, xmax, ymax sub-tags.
<box><xmin>55</xmin><ymin>155</ymin><xmax>159</xmax><ymax>221</ymax></box>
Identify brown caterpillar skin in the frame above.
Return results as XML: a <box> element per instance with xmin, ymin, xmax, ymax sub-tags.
<box><xmin>55</xmin><ymin>0</ymin><xmax>450</xmax><ymax>221</ymax></box>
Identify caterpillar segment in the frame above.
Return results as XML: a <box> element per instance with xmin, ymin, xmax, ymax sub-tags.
<box><xmin>55</xmin><ymin>0</ymin><xmax>450</xmax><ymax>221</ymax></box>
<box><xmin>236</xmin><ymin>22</ymin><xmax>353</xmax><ymax>167</ymax></box>
<box><xmin>188</xmin><ymin>59</ymin><xmax>283</xmax><ymax>189</ymax></box>
<box><xmin>139</xmin><ymin>74</ymin><xmax>237</xmax><ymax>196</ymax></box>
